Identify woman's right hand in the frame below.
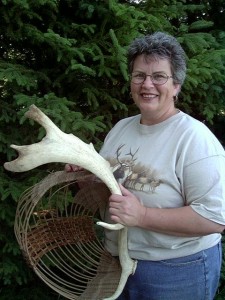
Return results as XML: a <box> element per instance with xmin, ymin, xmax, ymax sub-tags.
<box><xmin>64</xmin><ymin>164</ymin><xmax>83</xmax><ymax>172</ymax></box>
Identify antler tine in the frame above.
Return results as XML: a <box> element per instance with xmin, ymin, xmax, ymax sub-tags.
<box><xmin>115</xmin><ymin>144</ymin><xmax>125</xmax><ymax>164</ymax></box>
<box><xmin>25</xmin><ymin>104</ymin><xmax>62</xmax><ymax>138</ymax></box>
<box><xmin>4</xmin><ymin>105</ymin><xmax>65</xmax><ymax>172</ymax></box>
<box><xmin>126</xmin><ymin>147</ymin><xmax>139</xmax><ymax>162</ymax></box>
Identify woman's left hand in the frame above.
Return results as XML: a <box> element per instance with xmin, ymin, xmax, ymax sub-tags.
<box><xmin>109</xmin><ymin>184</ymin><xmax>146</xmax><ymax>227</ymax></box>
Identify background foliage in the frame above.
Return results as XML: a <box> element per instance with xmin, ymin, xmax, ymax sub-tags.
<box><xmin>1</xmin><ymin>0</ymin><xmax>225</xmax><ymax>299</ymax></box>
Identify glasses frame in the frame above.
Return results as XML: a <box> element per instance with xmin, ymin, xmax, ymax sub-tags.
<box><xmin>131</xmin><ymin>71</ymin><xmax>173</xmax><ymax>86</ymax></box>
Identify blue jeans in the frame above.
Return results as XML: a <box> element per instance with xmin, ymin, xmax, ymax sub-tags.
<box><xmin>117</xmin><ymin>242</ymin><xmax>222</xmax><ymax>300</ymax></box>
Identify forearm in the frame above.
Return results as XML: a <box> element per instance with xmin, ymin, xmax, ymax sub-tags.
<box><xmin>139</xmin><ymin>206</ymin><xmax>225</xmax><ymax>237</ymax></box>
<box><xmin>109</xmin><ymin>185</ymin><xmax>225</xmax><ymax>236</ymax></box>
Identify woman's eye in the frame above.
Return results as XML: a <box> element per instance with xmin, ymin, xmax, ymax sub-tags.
<box><xmin>153</xmin><ymin>74</ymin><xmax>166</xmax><ymax>80</ymax></box>
<box><xmin>135</xmin><ymin>73</ymin><xmax>145</xmax><ymax>78</ymax></box>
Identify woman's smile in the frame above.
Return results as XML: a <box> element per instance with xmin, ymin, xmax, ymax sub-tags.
<box><xmin>141</xmin><ymin>93</ymin><xmax>159</xmax><ymax>100</ymax></box>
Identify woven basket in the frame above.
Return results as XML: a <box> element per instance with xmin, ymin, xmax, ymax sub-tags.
<box><xmin>14</xmin><ymin>170</ymin><xmax>121</xmax><ymax>300</ymax></box>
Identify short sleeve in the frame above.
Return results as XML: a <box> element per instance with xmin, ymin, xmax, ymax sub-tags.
<box><xmin>184</xmin><ymin>155</ymin><xmax>225</xmax><ymax>225</ymax></box>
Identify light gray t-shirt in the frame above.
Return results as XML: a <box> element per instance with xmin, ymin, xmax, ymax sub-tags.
<box><xmin>100</xmin><ymin>111</ymin><xmax>225</xmax><ymax>260</ymax></box>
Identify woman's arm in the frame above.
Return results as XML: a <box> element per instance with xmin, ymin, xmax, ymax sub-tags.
<box><xmin>109</xmin><ymin>185</ymin><xmax>225</xmax><ymax>237</ymax></box>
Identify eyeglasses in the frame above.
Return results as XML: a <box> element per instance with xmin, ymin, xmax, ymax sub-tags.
<box><xmin>131</xmin><ymin>71</ymin><xmax>173</xmax><ymax>85</ymax></box>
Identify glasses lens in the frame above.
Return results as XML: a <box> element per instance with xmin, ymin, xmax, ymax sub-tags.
<box><xmin>152</xmin><ymin>73</ymin><xmax>168</xmax><ymax>85</ymax></box>
<box><xmin>131</xmin><ymin>72</ymin><xmax>146</xmax><ymax>84</ymax></box>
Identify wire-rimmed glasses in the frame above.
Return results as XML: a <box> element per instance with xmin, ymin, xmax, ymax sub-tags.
<box><xmin>131</xmin><ymin>71</ymin><xmax>173</xmax><ymax>85</ymax></box>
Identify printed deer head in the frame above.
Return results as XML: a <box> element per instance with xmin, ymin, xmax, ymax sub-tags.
<box><xmin>112</xmin><ymin>144</ymin><xmax>139</xmax><ymax>184</ymax></box>
<box><xmin>4</xmin><ymin>105</ymin><xmax>137</xmax><ymax>300</ymax></box>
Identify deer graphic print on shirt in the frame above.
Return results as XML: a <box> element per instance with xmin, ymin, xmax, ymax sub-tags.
<box><xmin>107</xmin><ymin>144</ymin><xmax>162</xmax><ymax>194</ymax></box>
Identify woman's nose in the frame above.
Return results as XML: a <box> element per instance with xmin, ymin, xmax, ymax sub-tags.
<box><xmin>142</xmin><ymin>75</ymin><xmax>155</xmax><ymax>87</ymax></box>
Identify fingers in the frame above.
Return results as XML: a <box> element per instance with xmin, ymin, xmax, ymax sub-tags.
<box><xmin>108</xmin><ymin>185</ymin><xmax>146</xmax><ymax>227</ymax></box>
<box><xmin>110</xmin><ymin>215</ymin><xmax>123</xmax><ymax>224</ymax></box>
<box><xmin>64</xmin><ymin>164</ymin><xmax>83</xmax><ymax>172</ymax></box>
<box><xmin>64</xmin><ymin>164</ymin><xmax>72</xmax><ymax>172</ymax></box>
<box><xmin>119</xmin><ymin>184</ymin><xmax>134</xmax><ymax>196</ymax></box>
<box><xmin>109</xmin><ymin>191</ymin><xmax>137</xmax><ymax>226</ymax></box>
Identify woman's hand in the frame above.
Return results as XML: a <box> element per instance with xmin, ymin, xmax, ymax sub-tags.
<box><xmin>64</xmin><ymin>164</ymin><xmax>83</xmax><ymax>172</ymax></box>
<box><xmin>109</xmin><ymin>184</ymin><xmax>146</xmax><ymax>227</ymax></box>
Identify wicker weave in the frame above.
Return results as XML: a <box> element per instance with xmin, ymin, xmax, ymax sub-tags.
<box><xmin>14</xmin><ymin>171</ymin><xmax>121</xmax><ymax>300</ymax></box>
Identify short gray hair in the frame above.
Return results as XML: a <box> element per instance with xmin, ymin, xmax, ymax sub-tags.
<box><xmin>127</xmin><ymin>32</ymin><xmax>187</xmax><ymax>85</ymax></box>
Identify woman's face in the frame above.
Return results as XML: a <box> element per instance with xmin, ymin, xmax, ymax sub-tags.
<box><xmin>130</xmin><ymin>54</ymin><xmax>180</xmax><ymax>125</ymax></box>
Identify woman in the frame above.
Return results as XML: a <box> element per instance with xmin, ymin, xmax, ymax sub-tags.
<box><xmin>99</xmin><ymin>32</ymin><xmax>225</xmax><ymax>300</ymax></box>
<box><xmin>66</xmin><ymin>32</ymin><xmax>225</xmax><ymax>299</ymax></box>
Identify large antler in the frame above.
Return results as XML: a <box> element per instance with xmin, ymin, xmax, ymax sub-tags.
<box><xmin>4</xmin><ymin>105</ymin><xmax>137</xmax><ymax>300</ymax></box>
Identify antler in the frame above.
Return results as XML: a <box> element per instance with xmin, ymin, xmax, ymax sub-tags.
<box><xmin>4</xmin><ymin>105</ymin><xmax>137</xmax><ymax>300</ymax></box>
